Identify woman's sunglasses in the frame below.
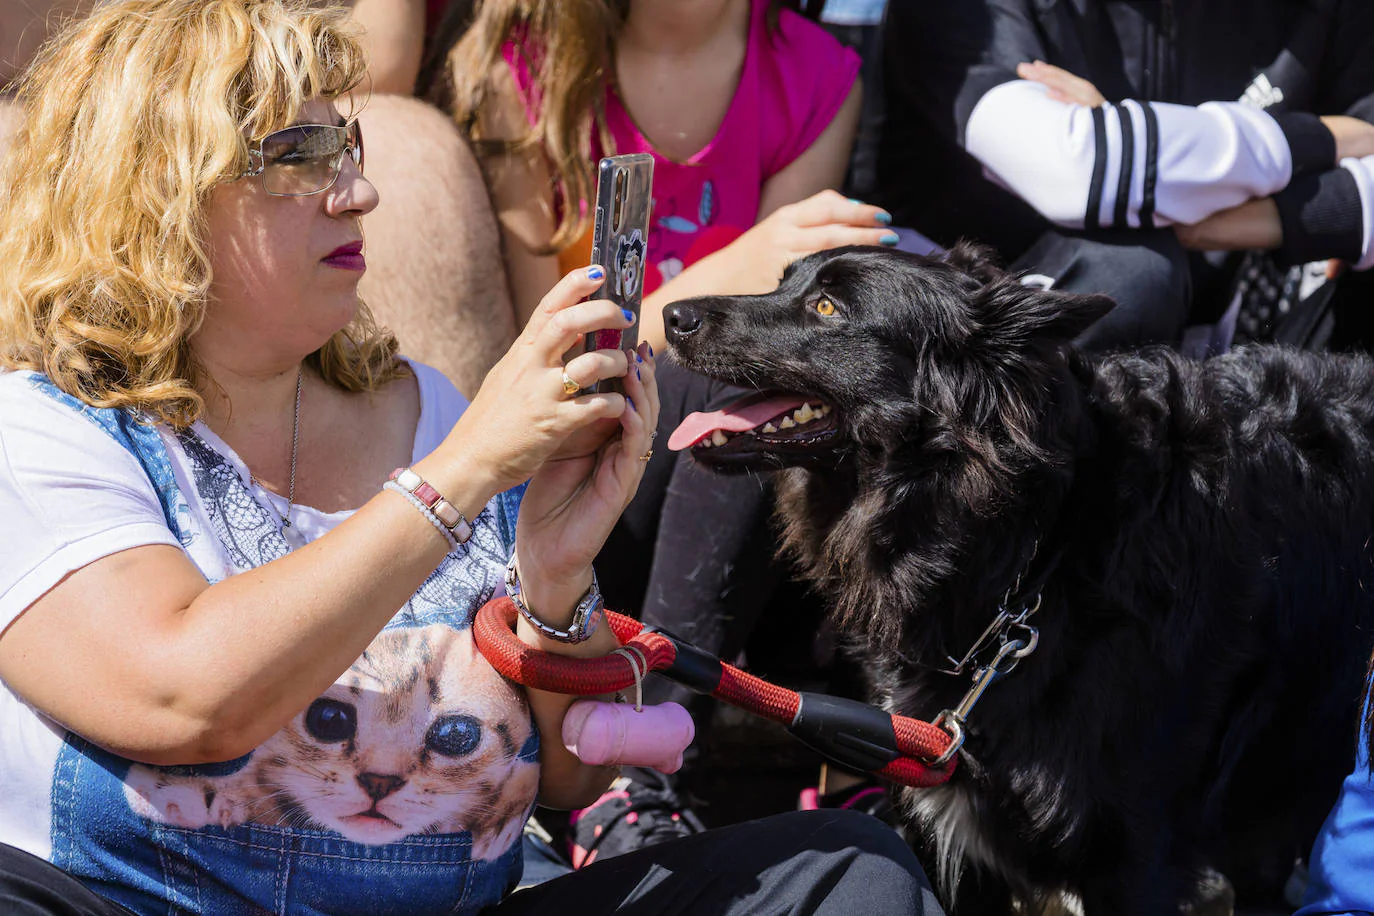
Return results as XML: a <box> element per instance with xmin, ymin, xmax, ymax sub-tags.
<box><xmin>238</xmin><ymin>120</ymin><xmax>365</xmax><ymax>197</ymax></box>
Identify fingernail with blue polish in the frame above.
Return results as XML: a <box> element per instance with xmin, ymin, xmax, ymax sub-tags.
<box><xmin>848</xmin><ymin>197</ymin><xmax>863</xmax><ymax>205</ymax></box>
<box><xmin>875</xmin><ymin>210</ymin><xmax>892</xmax><ymax>225</ymax></box>
<box><xmin>635</xmin><ymin>351</ymin><xmax>644</xmax><ymax>363</ymax></box>
<box><xmin>880</xmin><ymin>232</ymin><xmax>900</xmax><ymax>247</ymax></box>
<box><xmin>648</xmin><ymin>343</ymin><xmax>654</xmax><ymax>357</ymax></box>
<box><xmin>622</xmin><ymin>308</ymin><xmax>635</xmax><ymax>323</ymax></box>
<box><xmin>626</xmin><ymin>397</ymin><xmax>636</xmax><ymax>411</ymax></box>
<box><xmin>636</xmin><ymin>365</ymin><xmax>642</xmax><ymax>380</ymax></box>
<box><xmin>587</xmin><ymin>266</ymin><xmax>605</xmax><ymax>280</ymax></box>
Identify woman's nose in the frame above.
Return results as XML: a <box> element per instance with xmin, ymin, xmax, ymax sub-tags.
<box><xmin>327</xmin><ymin>155</ymin><xmax>379</xmax><ymax>217</ymax></box>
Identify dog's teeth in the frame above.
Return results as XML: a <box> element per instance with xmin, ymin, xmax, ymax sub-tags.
<box><xmin>817</xmin><ymin>405</ymin><xmax>830</xmax><ymax>417</ymax></box>
<box><xmin>711</xmin><ymin>430</ymin><xmax>729</xmax><ymax>447</ymax></box>
<box><xmin>796</xmin><ymin>403</ymin><xmax>815</xmax><ymax>423</ymax></box>
<box><xmin>762</xmin><ymin>422</ymin><xmax>778</xmax><ymax>433</ymax></box>
<box><xmin>780</xmin><ymin>416</ymin><xmax>796</xmax><ymax>429</ymax></box>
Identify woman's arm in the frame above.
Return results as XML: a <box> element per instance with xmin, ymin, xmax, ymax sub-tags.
<box><xmin>754</xmin><ymin>77</ymin><xmax>863</xmax><ymax>219</ymax></box>
<box><xmin>0</xmin><ymin>272</ymin><xmax>634</xmax><ymax>767</ymax></box>
<box><xmin>507</xmin><ymin>331</ymin><xmax>661</xmax><ymax>808</ymax></box>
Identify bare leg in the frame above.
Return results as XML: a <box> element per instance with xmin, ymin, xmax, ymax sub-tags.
<box><xmin>356</xmin><ymin>95</ymin><xmax>515</xmax><ymax>398</ymax></box>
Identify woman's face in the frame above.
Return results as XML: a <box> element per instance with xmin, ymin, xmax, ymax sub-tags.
<box><xmin>198</xmin><ymin>98</ymin><xmax>379</xmax><ymax>372</ymax></box>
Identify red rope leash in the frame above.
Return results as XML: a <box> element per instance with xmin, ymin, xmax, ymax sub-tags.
<box><xmin>473</xmin><ymin>597</ymin><xmax>956</xmax><ymax>788</ymax></box>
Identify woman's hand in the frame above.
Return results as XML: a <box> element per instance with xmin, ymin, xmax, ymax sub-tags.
<box><xmin>637</xmin><ymin>190</ymin><xmax>890</xmax><ymax>350</ymax></box>
<box><xmin>699</xmin><ymin>190</ymin><xmax>896</xmax><ymax>296</ymax></box>
<box><xmin>1016</xmin><ymin>60</ymin><xmax>1106</xmax><ymax>108</ymax></box>
<box><xmin>435</xmin><ymin>267</ymin><xmax>636</xmax><ymax>501</ymax></box>
<box><xmin>515</xmin><ymin>339</ymin><xmax>659</xmax><ymax>602</ymax></box>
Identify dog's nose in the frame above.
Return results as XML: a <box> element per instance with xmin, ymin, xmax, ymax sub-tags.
<box><xmin>664</xmin><ymin>302</ymin><xmax>703</xmax><ymax>342</ymax></box>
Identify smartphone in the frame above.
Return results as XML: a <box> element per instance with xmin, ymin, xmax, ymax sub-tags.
<box><xmin>580</xmin><ymin>153</ymin><xmax>654</xmax><ymax>394</ymax></box>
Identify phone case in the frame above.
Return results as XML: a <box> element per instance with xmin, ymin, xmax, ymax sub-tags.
<box><xmin>582</xmin><ymin>153</ymin><xmax>654</xmax><ymax>394</ymax></box>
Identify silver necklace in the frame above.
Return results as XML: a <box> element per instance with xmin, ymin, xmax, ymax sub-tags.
<box><xmin>251</xmin><ymin>368</ymin><xmax>305</xmax><ymax>551</ymax></box>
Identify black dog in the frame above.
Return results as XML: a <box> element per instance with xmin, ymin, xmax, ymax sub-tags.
<box><xmin>663</xmin><ymin>245</ymin><xmax>1374</xmax><ymax>914</ymax></box>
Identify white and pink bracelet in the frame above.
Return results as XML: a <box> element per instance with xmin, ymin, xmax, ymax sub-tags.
<box><xmin>384</xmin><ymin>467</ymin><xmax>473</xmax><ymax>552</ymax></box>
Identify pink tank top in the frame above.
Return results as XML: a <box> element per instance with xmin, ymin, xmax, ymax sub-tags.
<box><xmin>504</xmin><ymin>0</ymin><xmax>860</xmax><ymax>292</ymax></box>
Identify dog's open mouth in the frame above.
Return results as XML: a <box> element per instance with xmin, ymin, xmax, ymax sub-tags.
<box><xmin>666</xmin><ymin>390</ymin><xmax>840</xmax><ymax>467</ymax></box>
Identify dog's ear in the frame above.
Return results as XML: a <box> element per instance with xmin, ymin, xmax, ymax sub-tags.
<box><xmin>974</xmin><ymin>278</ymin><xmax>1116</xmax><ymax>345</ymax></box>
<box><xmin>941</xmin><ymin>241</ymin><xmax>1006</xmax><ymax>286</ymax></box>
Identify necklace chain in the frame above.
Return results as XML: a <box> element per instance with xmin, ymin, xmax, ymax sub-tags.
<box><xmin>249</xmin><ymin>367</ymin><xmax>302</xmax><ymax>536</ymax></box>
<box><xmin>283</xmin><ymin>367</ymin><xmax>301</xmax><ymax>530</ymax></box>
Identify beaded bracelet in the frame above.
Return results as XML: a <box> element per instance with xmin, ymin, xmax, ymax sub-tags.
<box><xmin>504</xmin><ymin>550</ymin><xmax>604</xmax><ymax>644</ymax></box>
<box><xmin>383</xmin><ymin>480</ymin><xmax>460</xmax><ymax>552</ymax></box>
<box><xmin>388</xmin><ymin>468</ymin><xmax>473</xmax><ymax>544</ymax></box>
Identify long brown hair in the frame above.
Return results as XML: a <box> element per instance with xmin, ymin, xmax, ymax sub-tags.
<box><xmin>425</xmin><ymin>0</ymin><xmax>824</xmax><ymax>254</ymax></box>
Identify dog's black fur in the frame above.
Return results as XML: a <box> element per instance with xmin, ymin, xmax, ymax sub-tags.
<box><xmin>664</xmin><ymin>245</ymin><xmax>1374</xmax><ymax>914</ymax></box>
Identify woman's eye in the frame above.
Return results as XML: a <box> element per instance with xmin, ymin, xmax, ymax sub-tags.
<box><xmin>815</xmin><ymin>298</ymin><xmax>836</xmax><ymax>316</ymax></box>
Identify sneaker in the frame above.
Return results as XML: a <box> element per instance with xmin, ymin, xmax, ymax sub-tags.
<box><xmin>568</xmin><ymin>769</ymin><xmax>706</xmax><ymax>868</ymax></box>
<box><xmin>798</xmin><ymin>780</ymin><xmax>896</xmax><ymax>823</ymax></box>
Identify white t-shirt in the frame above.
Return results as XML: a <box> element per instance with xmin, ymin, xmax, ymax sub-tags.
<box><xmin>0</xmin><ymin>363</ymin><xmax>538</xmax><ymax>916</ymax></box>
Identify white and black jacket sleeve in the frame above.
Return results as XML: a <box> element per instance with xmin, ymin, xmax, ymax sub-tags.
<box><xmin>964</xmin><ymin>80</ymin><xmax>1335</xmax><ymax>232</ymax></box>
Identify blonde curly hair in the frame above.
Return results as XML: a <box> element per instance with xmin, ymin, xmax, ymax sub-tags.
<box><xmin>0</xmin><ymin>0</ymin><xmax>405</xmax><ymax>428</ymax></box>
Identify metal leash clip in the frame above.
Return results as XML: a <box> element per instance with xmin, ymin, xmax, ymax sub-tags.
<box><xmin>938</xmin><ymin>592</ymin><xmax>1042</xmax><ymax>676</ymax></box>
<box><xmin>929</xmin><ymin>623</ymin><xmax>1040</xmax><ymax>767</ymax></box>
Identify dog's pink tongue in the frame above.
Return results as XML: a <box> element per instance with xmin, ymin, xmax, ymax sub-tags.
<box><xmin>667</xmin><ymin>394</ymin><xmax>808</xmax><ymax>451</ymax></box>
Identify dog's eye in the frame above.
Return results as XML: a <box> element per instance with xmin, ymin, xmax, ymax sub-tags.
<box><xmin>815</xmin><ymin>298</ymin><xmax>837</xmax><ymax>317</ymax></box>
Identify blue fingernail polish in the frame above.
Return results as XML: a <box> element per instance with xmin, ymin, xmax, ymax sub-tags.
<box><xmin>636</xmin><ymin>365</ymin><xmax>642</xmax><ymax>380</ymax></box>
<box><xmin>587</xmin><ymin>266</ymin><xmax>605</xmax><ymax>280</ymax></box>
<box><xmin>875</xmin><ymin>211</ymin><xmax>892</xmax><ymax>225</ymax></box>
<box><xmin>627</xmin><ymin>397</ymin><xmax>636</xmax><ymax>411</ymax></box>
<box><xmin>848</xmin><ymin>197</ymin><xmax>863</xmax><ymax>205</ymax></box>
<box><xmin>636</xmin><ymin>351</ymin><xmax>644</xmax><ymax>363</ymax></box>
<box><xmin>880</xmin><ymin>232</ymin><xmax>900</xmax><ymax>247</ymax></box>
<box><xmin>622</xmin><ymin>308</ymin><xmax>636</xmax><ymax>323</ymax></box>
<box><xmin>648</xmin><ymin>343</ymin><xmax>654</xmax><ymax>357</ymax></box>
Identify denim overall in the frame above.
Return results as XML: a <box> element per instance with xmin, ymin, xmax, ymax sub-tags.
<box><xmin>31</xmin><ymin>376</ymin><xmax>535</xmax><ymax>916</ymax></box>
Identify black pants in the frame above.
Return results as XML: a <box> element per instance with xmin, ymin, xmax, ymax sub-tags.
<box><xmin>1011</xmin><ymin>226</ymin><xmax>1194</xmax><ymax>352</ymax></box>
<box><xmin>491</xmin><ymin>810</ymin><xmax>944</xmax><ymax>915</ymax></box>
<box><xmin>0</xmin><ymin>812</ymin><xmax>944</xmax><ymax>916</ymax></box>
<box><xmin>0</xmin><ymin>843</ymin><xmax>135</xmax><ymax>916</ymax></box>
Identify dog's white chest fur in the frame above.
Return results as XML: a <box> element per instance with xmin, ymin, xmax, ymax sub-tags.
<box><xmin>902</xmin><ymin>784</ymin><xmax>1086</xmax><ymax>915</ymax></box>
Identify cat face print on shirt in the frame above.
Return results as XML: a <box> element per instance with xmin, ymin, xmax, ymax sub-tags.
<box><xmin>123</xmin><ymin>624</ymin><xmax>539</xmax><ymax>861</ymax></box>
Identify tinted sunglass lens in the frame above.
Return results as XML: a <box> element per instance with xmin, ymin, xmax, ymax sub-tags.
<box><xmin>260</xmin><ymin>125</ymin><xmax>348</xmax><ymax>195</ymax></box>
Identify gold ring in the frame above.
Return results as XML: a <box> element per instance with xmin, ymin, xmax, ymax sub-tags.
<box><xmin>638</xmin><ymin>449</ymin><xmax>654</xmax><ymax>462</ymax></box>
<box><xmin>561</xmin><ymin>371</ymin><xmax>580</xmax><ymax>397</ymax></box>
